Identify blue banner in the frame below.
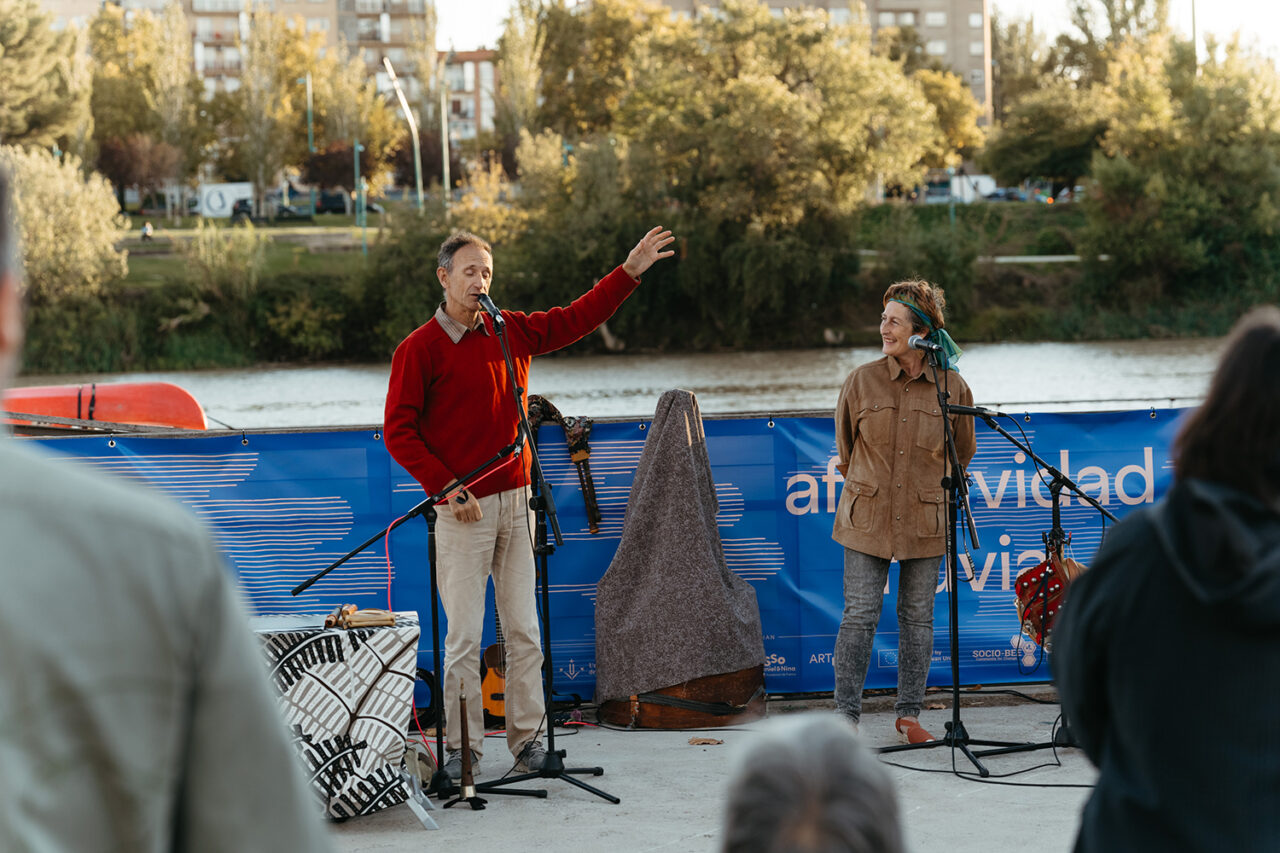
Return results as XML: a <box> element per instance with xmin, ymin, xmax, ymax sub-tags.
<box><xmin>34</xmin><ymin>407</ymin><xmax>1186</xmax><ymax>697</ymax></box>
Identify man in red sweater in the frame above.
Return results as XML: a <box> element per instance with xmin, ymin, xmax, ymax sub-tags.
<box><xmin>385</xmin><ymin>227</ymin><xmax>674</xmax><ymax>780</ymax></box>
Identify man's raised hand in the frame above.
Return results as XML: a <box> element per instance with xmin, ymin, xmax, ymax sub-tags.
<box><xmin>622</xmin><ymin>227</ymin><xmax>676</xmax><ymax>279</ymax></box>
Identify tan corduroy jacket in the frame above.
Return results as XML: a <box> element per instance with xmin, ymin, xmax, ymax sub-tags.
<box><xmin>831</xmin><ymin>355</ymin><xmax>976</xmax><ymax>561</ymax></box>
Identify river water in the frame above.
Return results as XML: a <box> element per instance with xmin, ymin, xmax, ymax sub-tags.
<box><xmin>14</xmin><ymin>338</ymin><xmax>1225</xmax><ymax>429</ymax></box>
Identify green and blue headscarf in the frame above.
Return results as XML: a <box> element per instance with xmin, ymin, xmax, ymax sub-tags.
<box><xmin>888</xmin><ymin>297</ymin><xmax>963</xmax><ymax>371</ymax></box>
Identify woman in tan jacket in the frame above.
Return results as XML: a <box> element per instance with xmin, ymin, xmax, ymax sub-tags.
<box><xmin>831</xmin><ymin>280</ymin><xmax>975</xmax><ymax>743</ymax></box>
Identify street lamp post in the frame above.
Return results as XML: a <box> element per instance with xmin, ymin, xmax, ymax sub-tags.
<box><xmin>353</xmin><ymin>138</ymin><xmax>367</xmax><ymax>255</ymax></box>
<box><xmin>382</xmin><ymin>57</ymin><xmax>423</xmax><ymax>213</ymax></box>
<box><xmin>947</xmin><ymin>166</ymin><xmax>956</xmax><ymax>229</ymax></box>
<box><xmin>298</xmin><ymin>73</ymin><xmax>316</xmax><ymax>216</ymax></box>
<box><xmin>360</xmin><ymin>179</ymin><xmax>369</xmax><ymax>254</ymax></box>
<box><xmin>439</xmin><ymin>53</ymin><xmax>453</xmax><ymax>210</ymax></box>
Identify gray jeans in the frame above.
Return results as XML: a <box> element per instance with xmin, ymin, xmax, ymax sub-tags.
<box><xmin>834</xmin><ymin>548</ymin><xmax>942</xmax><ymax>723</ymax></box>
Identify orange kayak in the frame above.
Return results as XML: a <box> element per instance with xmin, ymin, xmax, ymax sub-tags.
<box><xmin>2</xmin><ymin>381</ymin><xmax>208</xmax><ymax>430</ymax></box>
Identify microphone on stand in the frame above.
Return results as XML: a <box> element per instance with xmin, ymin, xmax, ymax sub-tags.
<box><xmin>477</xmin><ymin>293</ymin><xmax>505</xmax><ymax>327</ymax></box>
<box><xmin>908</xmin><ymin>334</ymin><xmax>943</xmax><ymax>353</ymax></box>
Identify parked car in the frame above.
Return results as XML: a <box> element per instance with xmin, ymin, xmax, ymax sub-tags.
<box><xmin>984</xmin><ymin>187</ymin><xmax>1025</xmax><ymax>202</ymax></box>
<box><xmin>230</xmin><ymin>198</ymin><xmax>254</xmax><ymax>222</ymax></box>
<box><xmin>922</xmin><ymin>185</ymin><xmax>952</xmax><ymax>204</ymax></box>
<box><xmin>1056</xmin><ymin>185</ymin><xmax>1087</xmax><ymax>203</ymax></box>
<box><xmin>273</xmin><ymin>203</ymin><xmax>312</xmax><ymax>221</ymax></box>
<box><xmin>314</xmin><ymin>190</ymin><xmax>384</xmax><ymax>215</ymax></box>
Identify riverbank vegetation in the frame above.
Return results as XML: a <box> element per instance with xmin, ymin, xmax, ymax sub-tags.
<box><xmin>4</xmin><ymin>0</ymin><xmax>1279</xmax><ymax>373</ymax></box>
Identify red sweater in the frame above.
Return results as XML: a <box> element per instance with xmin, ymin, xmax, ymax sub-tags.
<box><xmin>384</xmin><ymin>265</ymin><xmax>640</xmax><ymax>500</ymax></box>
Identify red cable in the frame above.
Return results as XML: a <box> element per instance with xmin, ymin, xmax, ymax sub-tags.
<box><xmin>384</xmin><ymin>514</ymin><xmax>437</xmax><ymax>764</ymax></box>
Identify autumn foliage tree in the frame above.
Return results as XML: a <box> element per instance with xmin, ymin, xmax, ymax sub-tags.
<box><xmin>0</xmin><ymin>0</ymin><xmax>91</xmax><ymax>149</ymax></box>
<box><xmin>1078</xmin><ymin>34</ymin><xmax>1280</xmax><ymax>305</ymax></box>
<box><xmin>0</xmin><ymin>145</ymin><xmax>126</xmax><ymax>305</ymax></box>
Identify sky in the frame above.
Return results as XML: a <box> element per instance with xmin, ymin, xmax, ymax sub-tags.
<box><xmin>436</xmin><ymin>0</ymin><xmax>1279</xmax><ymax>58</ymax></box>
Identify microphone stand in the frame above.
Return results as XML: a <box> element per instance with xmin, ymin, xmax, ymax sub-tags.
<box><xmin>879</xmin><ymin>351</ymin><xmax>1038</xmax><ymax>777</ymax></box>
<box><xmin>472</xmin><ymin>306</ymin><xmax>618</xmax><ymax>803</ymax></box>
<box><xmin>948</xmin><ymin>403</ymin><xmax>1118</xmax><ymax>750</ymax></box>
<box><xmin>290</xmin><ymin>430</ymin><xmax>535</xmax><ymax>801</ymax></box>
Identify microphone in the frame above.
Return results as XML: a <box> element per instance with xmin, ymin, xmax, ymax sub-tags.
<box><xmin>476</xmin><ymin>292</ymin><xmax>505</xmax><ymax>326</ymax></box>
<box><xmin>908</xmin><ymin>334</ymin><xmax>942</xmax><ymax>353</ymax></box>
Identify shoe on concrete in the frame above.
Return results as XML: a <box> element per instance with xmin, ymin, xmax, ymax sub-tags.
<box><xmin>515</xmin><ymin>739</ymin><xmax>547</xmax><ymax>773</ymax></box>
<box><xmin>443</xmin><ymin>749</ymin><xmax>480</xmax><ymax>781</ymax></box>
<box><xmin>895</xmin><ymin>716</ymin><xmax>936</xmax><ymax>744</ymax></box>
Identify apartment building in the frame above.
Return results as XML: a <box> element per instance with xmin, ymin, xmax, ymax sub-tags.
<box><xmin>38</xmin><ymin>0</ymin><xmax>495</xmax><ymax>139</ymax></box>
<box><xmin>865</xmin><ymin>0</ymin><xmax>991</xmax><ymax>119</ymax></box>
<box><xmin>441</xmin><ymin>49</ymin><xmax>496</xmax><ymax>140</ymax></box>
<box><xmin>181</xmin><ymin>0</ymin><xmax>432</xmax><ymax>98</ymax></box>
<box><xmin>654</xmin><ymin>0</ymin><xmax>993</xmax><ymax>120</ymax></box>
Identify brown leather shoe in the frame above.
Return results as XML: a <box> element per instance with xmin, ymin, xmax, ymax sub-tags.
<box><xmin>895</xmin><ymin>716</ymin><xmax>936</xmax><ymax>744</ymax></box>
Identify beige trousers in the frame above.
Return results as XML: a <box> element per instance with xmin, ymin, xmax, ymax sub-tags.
<box><xmin>435</xmin><ymin>487</ymin><xmax>545</xmax><ymax>759</ymax></box>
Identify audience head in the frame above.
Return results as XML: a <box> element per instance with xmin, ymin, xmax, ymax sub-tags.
<box><xmin>722</xmin><ymin>713</ymin><xmax>903</xmax><ymax>853</ymax></box>
<box><xmin>1173</xmin><ymin>305</ymin><xmax>1280</xmax><ymax>505</ymax></box>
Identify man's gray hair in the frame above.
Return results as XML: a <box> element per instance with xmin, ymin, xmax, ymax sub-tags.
<box><xmin>722</xmin><ymin>713</ymin><xmax>903</xmax><ymax>853</ymax></box>
<box><xmin>437</xmin><ymin>231</ymin><xmax>491</xmax><ymax>272</ymax></box>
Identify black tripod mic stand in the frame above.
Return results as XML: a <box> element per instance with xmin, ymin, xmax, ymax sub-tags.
<box><xmin>879</xmin><ymin>351</ymin><xmax>1042</xmax><ymax>776</ymax></box>
<box><xmin>471</xmin><ymin>302</ymin><xmax>618</xmax><ymax>803</ymax></box>
<box><xmin>952</xmin><ymin>407</ymin><xmax>1118</xmax><ymax>751</ymax></box>
<box><xmin>290</xmin><ymin>440</ymin><xmax>545</xmax><ymax>801</ymax></box>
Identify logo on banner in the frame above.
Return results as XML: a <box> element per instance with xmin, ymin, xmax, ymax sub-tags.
<box><xmin>764</xmin><ymin>653</ymin><xmax>795</xmax><ymax>676</ymax></box>
<box><xmin>877</xmin><ymin>649</ymin><xmax>899</xmax><ymax>668</ymax></box>
<box><xmin>1010</xmin><ymin>634</ymin><xmax>1039</xmax><ymax>666</ymax></box>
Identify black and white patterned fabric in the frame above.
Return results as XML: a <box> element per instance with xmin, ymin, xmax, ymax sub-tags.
<box><xmin>252</xmin><ymin>613</ymin><xmax>419</xmax><ymax>819</ymax></box>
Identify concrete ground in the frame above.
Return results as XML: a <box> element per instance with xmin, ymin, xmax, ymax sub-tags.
<box><xmin>329</xmin><ymin>686</ymin><xmax>1096</xmax><ymax>853</ymax></box>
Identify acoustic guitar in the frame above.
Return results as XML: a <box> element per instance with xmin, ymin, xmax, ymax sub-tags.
<box><xmin>478</xmin><ymin>611</ymin><xmax>506</xmax><ymax>728</ymax></box>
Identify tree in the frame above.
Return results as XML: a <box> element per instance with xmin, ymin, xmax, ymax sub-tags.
<box><xmin>990</xmin><ymin>10</ymin><xmax>1061</xmax><ymax>122</ymax></box>
<box><xmin>1079</xmin><ymin>34</ymin><xmax>1280</xmax><ymax>303</ymax></box>
<box><xmin>1056</xmin><ymin>0</ymin><xmax>1170</xmax><ymax>84</ymax></box>
<box><xmin>536</xmin><ymin>0</ymin><xmax>666</xmax><ymax>139</ymax></box>
<box><xmin>0</xmin><ymin>0</ymin><xmax>91</xmax><ymax>148</ymax></box>
<box><xmin>302</xmin><ymin>141</ymin><xmax>388</xmax><ymax>210</ymax></box>
<box><xmin>391</xmin><ymin>128</ymin><xmax>461</xmax><ymax>190</ymax></box>
<box><xmin>88</xmin><ymin>4</ymin><xmax>205</xmax><ymax>209</ymax></box>
<box><xmin>224</xmin><ymin>8</ymin><xmax>320</xmax><ymax>212</ymax></box>
<box><xmin>97</xmin><ymin>134</ymin><xmax>181</xmax><ymax>209</ymax></box>
<box><xmin>915</xmin><ymin>69</ymin><xmax>985</xmax><ymax>169</ymax></box>
<box><xmin>618</xmin><ymin>0</ymin><xmax>936</xmax><ymax>225</ymax></box>
<box><xmin>312</xmin><ymin>37</ymin><xmax>399</xmax><ymax>193</ymax></box>
<box><xmin>89</xmin><ymin>6</ymin><xmax>162</xmax><ymax>151</ymax></box>
<box><xmin>509</xmin><ymin>128</ymin><xmax>636</xmax><ymax>309</ymax></box>
<box><xmin>871</xmin><ymin>25</ymin><xmax>941</xmax><ymax>75</ymax></box>
<box><xmin>978</xmin><ymin>78</ymin><xmax>1107</xmax><ymax>192</ymax></box>
<box><xmin>0</xmin><ymin>145</ymin><xmax>127</xmax><ymax>305</ymax></box>
<box><xmin>405</xmin><ymin>1</ymin><xmax>440</xmax><ymax>152</ymax></box>
<box><xmin>494</xmin><ymin>0</ymin><xmax>544</xmax><ymax>174</ymax></box>
<box><xmin>153</xmin><ymin>2</ymin><xmax>207</xmax><ymax>213</ymax></box>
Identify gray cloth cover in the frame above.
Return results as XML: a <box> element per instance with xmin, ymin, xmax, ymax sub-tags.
<box><xmin>594</xmin><ymin>389</ymin><xmax>766</xmax><ymax>703</ymax></box>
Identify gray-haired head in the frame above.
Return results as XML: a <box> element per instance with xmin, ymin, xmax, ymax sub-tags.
<box><xmin>437</xmin><ymin>231</ymin><xmax>492</xmax><ymax>273</ymax></box>
<box><xmin>722</xmin><ymin>713</ymin><xmax>903</xmax><ymax>853</ymax></box>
